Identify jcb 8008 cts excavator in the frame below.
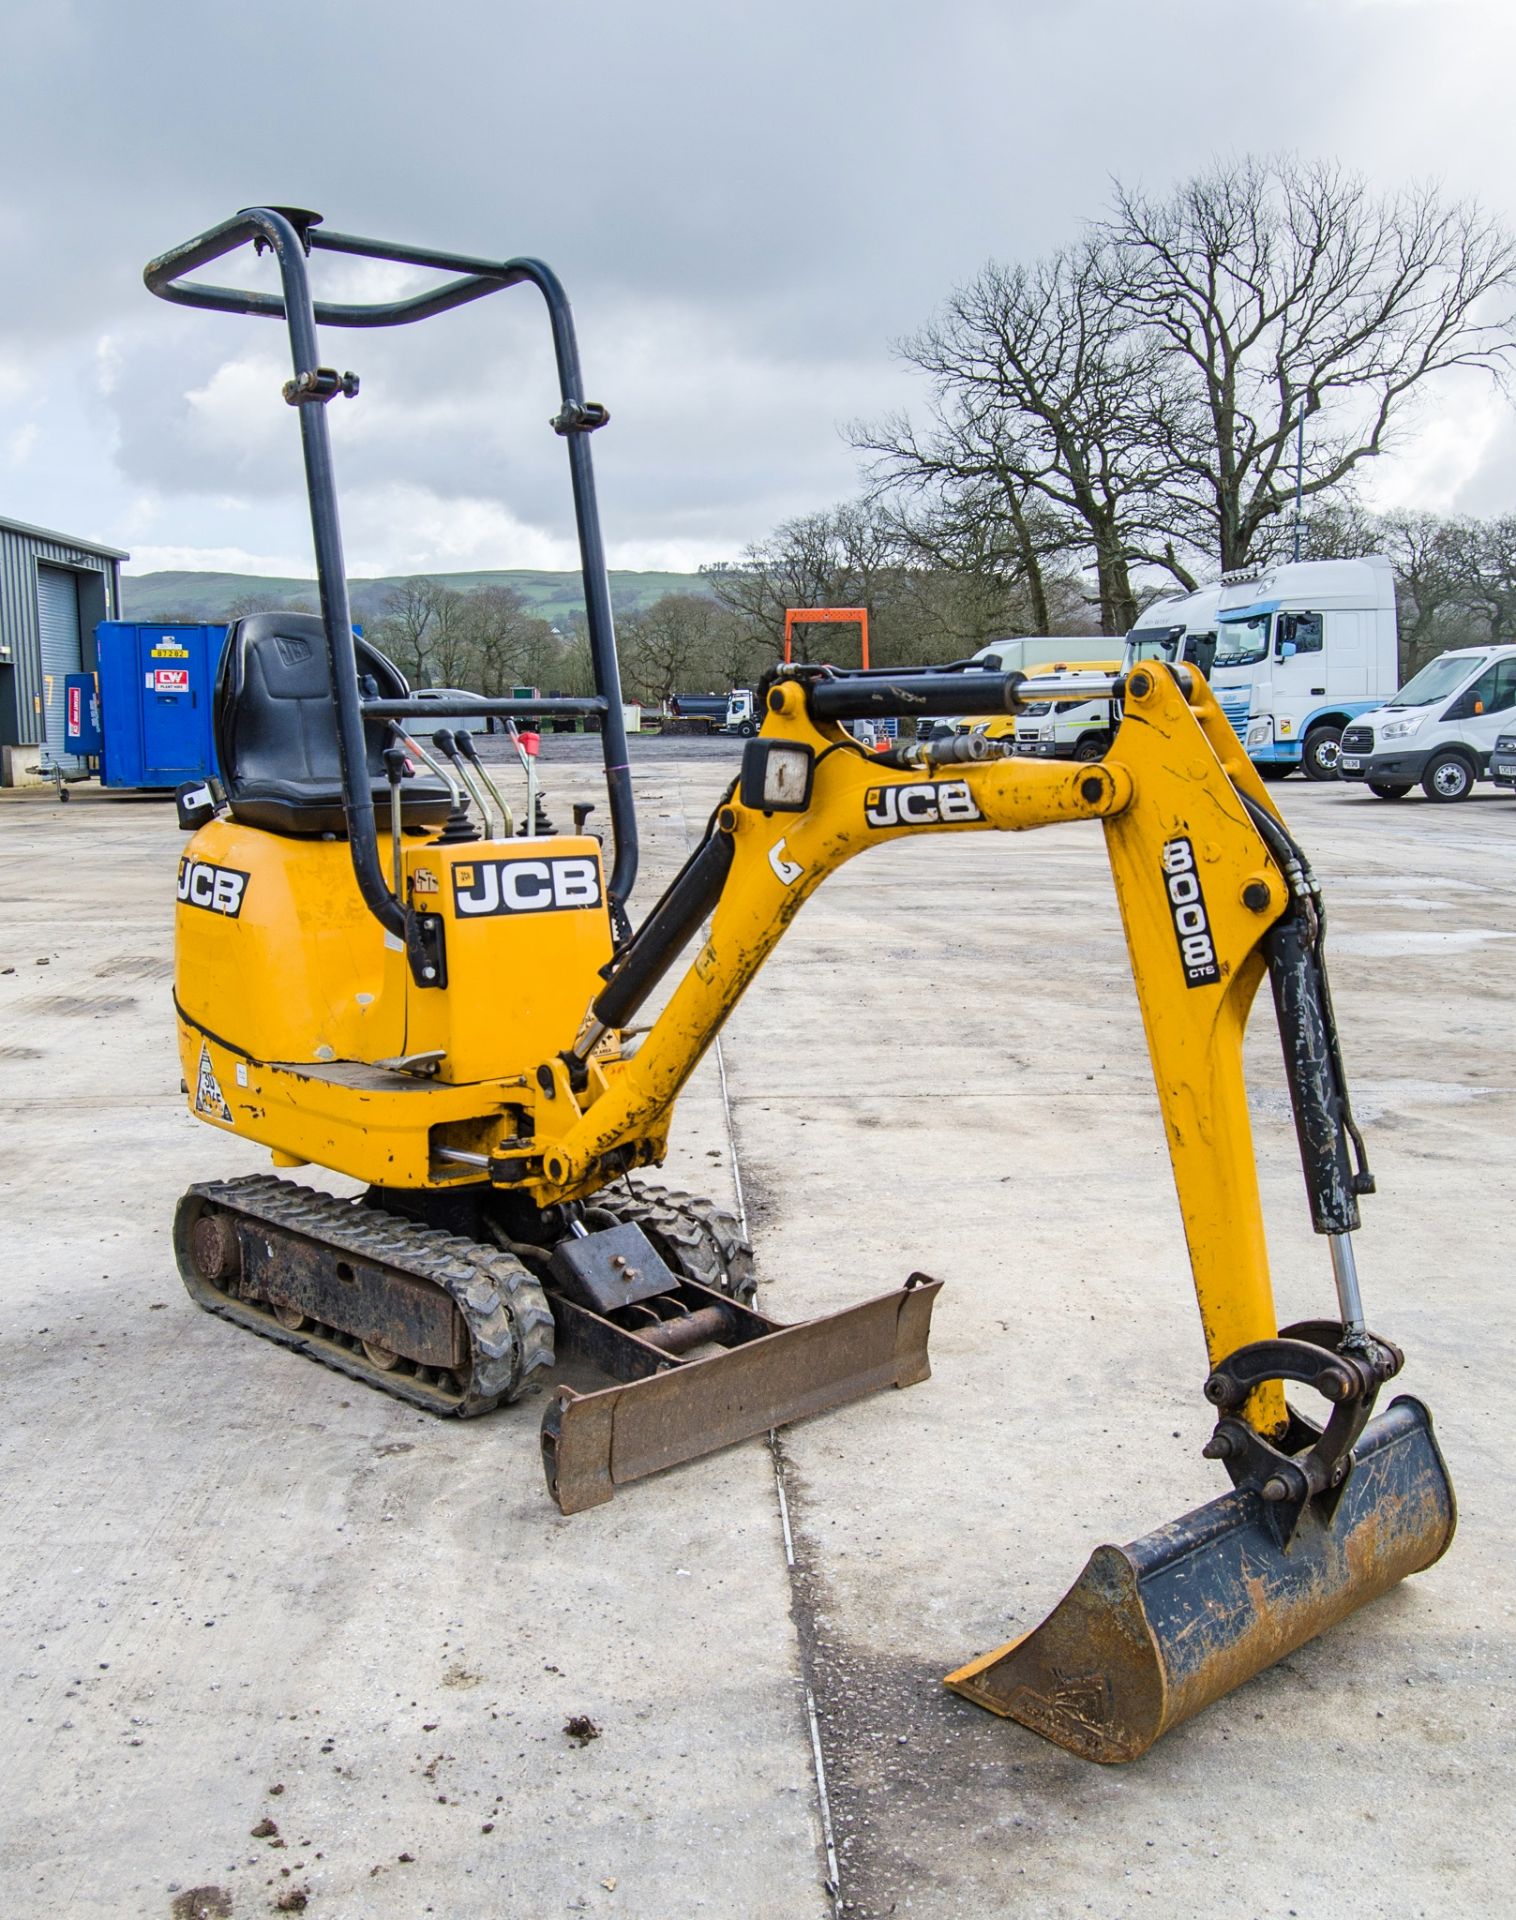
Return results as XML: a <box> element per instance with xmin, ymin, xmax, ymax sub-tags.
<box><xmin>145</xmin><ymin>208</ymin><xmax>1454</xmax><ymax>1765</ymax></box>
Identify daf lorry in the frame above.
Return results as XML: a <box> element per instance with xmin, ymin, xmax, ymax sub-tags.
<box><xmin>1208</xmin><ymin>555</ymin><xmax>1398</xmax><ymax>779</ymax></box>
<box><xmin>1124</xmin><ymin>584</ymin><xmax>1223</xmax><ymax>673</ymax></box>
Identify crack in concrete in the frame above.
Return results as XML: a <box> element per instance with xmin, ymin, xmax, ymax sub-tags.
<box><xmin>671</xmin><ymin>760</ymin><xmax>843</xmax><ymax>1919</ymax></box>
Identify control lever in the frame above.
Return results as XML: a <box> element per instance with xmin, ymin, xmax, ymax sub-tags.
<box><xmin>432</xmin><ymin>728</ymin><xmax>496</xmax><ymax>835</ymax></box>
<box><xmin>381</xmin><ymin>744</ymin><xmax>411</xmax><ymax>897</ymax></box>
<box><xmin>453</xmin><ymin>728</ymin><xmax>514</xmax><ymax>836</ymax></box>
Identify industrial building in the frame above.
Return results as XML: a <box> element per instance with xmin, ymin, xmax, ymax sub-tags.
<box><xmin>0</xmin><ymin>514</ymin><xmax>128</xmax><ymax>784</ymax></box>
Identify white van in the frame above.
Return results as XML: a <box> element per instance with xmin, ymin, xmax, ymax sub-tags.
<box><xmin>1336</xmin><ymin>644</ymin><xmax>1516</xmax><ymax>801</ymax></box>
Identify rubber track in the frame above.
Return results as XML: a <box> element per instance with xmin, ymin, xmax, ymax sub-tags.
<box><xmin>175</xmin><ymin>1175</ymin><xmax>555</xmax><ymax>1418</ymax></box>
<box><xmin>607</xmin><ymin>1185</ymin><xmax>757</xmax><ymax>1304</ymax></box>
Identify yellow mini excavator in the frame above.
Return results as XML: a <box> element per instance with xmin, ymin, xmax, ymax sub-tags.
<box><xmin>146</xmin><ymin>208</ymin><xmax>1454</xmax><ymax>1765</ymax></box>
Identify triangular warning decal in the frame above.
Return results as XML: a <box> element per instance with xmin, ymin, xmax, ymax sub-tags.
<box><xmin>194</xmin><ymin>1041</ymin><xmax>234</xmax><ymax>1123</ymax></box>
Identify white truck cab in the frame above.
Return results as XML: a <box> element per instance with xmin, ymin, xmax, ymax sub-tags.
<box><xmin>1124</xmin><ymin>585</ymin><xmax>1222</xmax><ymax>674</ymax></box>
<box><xmin>1011</xmin><ymin>664</ymin><xmax>1123</xmax><ymax>761</ymax></box>
<box><xmin>1210</xmin><ymin>555</ymin><xmax>1398</xmax><ymax>779</ymax></box>
<box><xmin>925</xmin><ymin>635</ymin><xmax>1113</xmax><ymax>742</ymax></box>
<box><xmin>1337</xmin><ymin>644</ymin><xmax>1516</xmax><ymax>801</ymax></box>
<box><xmin>725</xmin><ymin>688</ymin><xmax>758</xmax><ymax>735</ymax></box>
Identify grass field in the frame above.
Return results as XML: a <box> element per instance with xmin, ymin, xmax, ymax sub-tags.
<box><xmin>120</xmin><ymin>567</ymin><xmax>712</xmax><ymax>627</ymax></box>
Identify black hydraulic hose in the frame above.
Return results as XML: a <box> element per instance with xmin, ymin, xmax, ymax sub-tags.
<box><xmin>1237</xmin><ymin>788</ymin><xmax>1375</xmax><ymax>1230</ymax></box>
<box><xmin>591</xmin><ymin>828</ymin><xmax>735</xmax><ymax>1033</ymax></box>
<box><xmin>1262</xmin><ymin>915</ymin><xmax>1363</xmax><ymax>1235</ymax></box>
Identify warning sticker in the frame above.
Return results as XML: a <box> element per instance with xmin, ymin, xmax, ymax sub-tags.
<box><xmin>155</xmin><ymin>668</ymin><xmax>190</xmax><ymax>692</ymax></box>
<box><xmin>194</xmin><ymin>1042</ymin><xmax>235</xmax><ymax>1124</ymax></box>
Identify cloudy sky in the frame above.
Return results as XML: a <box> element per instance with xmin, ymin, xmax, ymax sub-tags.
<box><xmin>3</xmin><ymin>0</ymin><xmax>1515</xmax><ymax>580</ymax></box>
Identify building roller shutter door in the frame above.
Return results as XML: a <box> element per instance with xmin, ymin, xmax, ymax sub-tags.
<box><xmin>37</xmin><ymin>564</ymin><xmax>83</xmax><ymax>771</ymax></box>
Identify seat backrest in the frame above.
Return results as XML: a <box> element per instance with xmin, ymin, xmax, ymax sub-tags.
<box><xmin>215</xmin><ymin>612</ymin><xmax>449</xmax><ymax>835</ymax></box>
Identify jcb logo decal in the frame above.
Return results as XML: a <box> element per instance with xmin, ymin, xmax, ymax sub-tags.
<box><xmin>453</xmin><ymin>856</ymin><xmax>603</xmax><ymax>917</ymax></box>
<box><xmin>864</xmin><ymin>780</ymin><xmax>982</xmax><ymax>829</ymax></box>
<box><xmin>1161</xmin><ymin>837</ymin><xmax>1220</xmax><ymax>987</ymax></box>
<box><xmin>177</xmin><ymin>858</ymin><xmax>249</xmax><ymax>918</ymax></box>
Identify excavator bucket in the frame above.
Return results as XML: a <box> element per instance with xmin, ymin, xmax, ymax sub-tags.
<box><xmin>946</xmin><ymin>1396</ymin><xmax>1455</xmax><ymax>1764</ymax></box>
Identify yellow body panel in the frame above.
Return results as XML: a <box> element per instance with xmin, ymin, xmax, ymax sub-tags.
<box><xmin>175</xmin><ymin>824</ymin><xmax>612</xmax><ymax>1186</ymax></box>
<box><xmin>176</xmin><ymin>818</ymin><xmax>408</xmax><ymax>1067</ymax></box>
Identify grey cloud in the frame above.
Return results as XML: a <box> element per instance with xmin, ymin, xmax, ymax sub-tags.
<box><xmin>3</xmin><ymin>0</ymin><xmax>1514</xmax><ymax>570</ymax></box>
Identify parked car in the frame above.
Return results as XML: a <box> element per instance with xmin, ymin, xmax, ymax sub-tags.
<box><xmin>1336</xmin><ymin>644</ymin><xmax>1516</xmax><ymax>800</ymax></box>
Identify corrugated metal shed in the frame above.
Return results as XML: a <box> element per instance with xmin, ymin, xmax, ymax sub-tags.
<box><xmin>0</xmin><ymin>515</ymin><xmax>129</xmax><ymax>754</ymax></box>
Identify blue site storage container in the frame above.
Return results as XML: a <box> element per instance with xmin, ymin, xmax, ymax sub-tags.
<box><xmin>94</xmin><ymin>622</ymin><xmax>226</xmax><ymax>788</ymax></box>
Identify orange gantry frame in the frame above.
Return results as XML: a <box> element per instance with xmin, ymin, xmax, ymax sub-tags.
<box><xmin>782</xmin><ymin>607</ymin><xmax>871</xmax><ymax>668</ymax></box>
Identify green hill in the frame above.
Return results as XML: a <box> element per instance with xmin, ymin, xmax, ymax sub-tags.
<box><xmin>120</xmin><ymin>568</ymin><xmax>713</xmax><ymax>626</ymax></box>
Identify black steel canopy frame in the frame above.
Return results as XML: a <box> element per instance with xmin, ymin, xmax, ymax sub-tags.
<box><xmin>144</xmin><ymin>205</ymin><xmax>637</xmax><ymax>943</ymax></box>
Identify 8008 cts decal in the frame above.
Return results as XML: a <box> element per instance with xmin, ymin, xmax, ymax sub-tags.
<box><xmin>864</xmin><ymin>780</ymin><xmax>983</xmax><ymax>829</ymax></box>
<box><xmin>1161</xmin><ymin>837</ymin><xmax>1220</xmax><ymax>986</ymax></box>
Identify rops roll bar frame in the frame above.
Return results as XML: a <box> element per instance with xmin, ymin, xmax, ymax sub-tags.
<box><xmin>144</xmin><ymin>206</ymin><xmax>637</xmax><ymax>943</ymax></box>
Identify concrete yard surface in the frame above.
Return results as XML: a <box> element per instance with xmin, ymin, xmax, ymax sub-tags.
<box><xmin>0</xmin><ymin>745</ymin><xmax>1512</xmax><ymax>1919</ymax></box>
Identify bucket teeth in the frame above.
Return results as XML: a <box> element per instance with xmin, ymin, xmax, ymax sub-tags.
<box><xmin>946</xmin><ymin>1396</ymin><xmax>1456</xmax><ymax>1763</ymax></box>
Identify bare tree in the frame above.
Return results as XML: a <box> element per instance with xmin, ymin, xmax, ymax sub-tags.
<box><xmin>874</xmin><ymin>479</ymin><xmax>1088</xmax><ymax>639</ymax></box>
<box><xmin>374</xmin><ymin>577</ymin><xmax>447</xmax><ymax>684</ymax></box>
<box><xmin>460</xmin><ymin>585</ymin><xmax>554</xmax><ymax>695</ymax></box>
<box><xmin>705</xmin><ymin>499</ymin><xmax>1022</xmax><ymax>667</ymax></box>
<box><xmin>856</xmin><ymin>245</ymin><xmax>1197</xmax><ymax>633</ymax></box>
<box><xmin>1447</xmin><ymin>514</ymin><xmax>1516</xmax><ymax>646</ymax></box>
<box><xmin>618</xmin><ymin>594</ymin><xmax>729</xmax><ymax>708</ymax></box>
<box><xmin>1102</xmin><ymin>157</ymin><xmax>1516</xmax><ymax>570</ymax></box>
<box><xmin>426</xmin><ymin>591</ymin><xmax>479</xmax><ymax>688</ymax></box>
<box><xmin>707</xmin><ymin>502</ymin><xmax>898</xmax><ymax>657</ymax></box>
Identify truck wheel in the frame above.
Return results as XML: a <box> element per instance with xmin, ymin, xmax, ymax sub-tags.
<box><xmin>1368</xmin><ymin>781</ymin><xmax>1412</xmax><ymax>800</ymax></box>
<box><xmin>736</xmin><ymin>720</ymin><xmax>756</xmax><ymax>737</ymax></box>
<box><xmin>1420</xmin><ymin>750</ymin><xmax>1475</xmax><ymax>802</ymax></box>
<box><xmin>1072</xmin><ymin>735</ymin><xmax>1108</xmax><ymax>763</ymax></box>
<box><xmin>1301</xmin><ymin>726</ymin><xmax>1343</xmax><ymax>780</ymax></box>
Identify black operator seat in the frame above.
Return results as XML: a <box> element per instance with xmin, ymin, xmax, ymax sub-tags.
<box><xmin>214</xmin><ymin>613</ymin><xmax>453</xmax><ymax>836</ymax></box>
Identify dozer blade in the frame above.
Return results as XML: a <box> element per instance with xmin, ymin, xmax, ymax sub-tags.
<box><xmin>945</xmin><ymin>1395</ymin><xmax>1455</xmax><ymax>1764</ymax></box>
<box><xmin>541</xmin><ymin>1276</ymin><xmax>940</xmax><ymax>1514</ymax></box>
